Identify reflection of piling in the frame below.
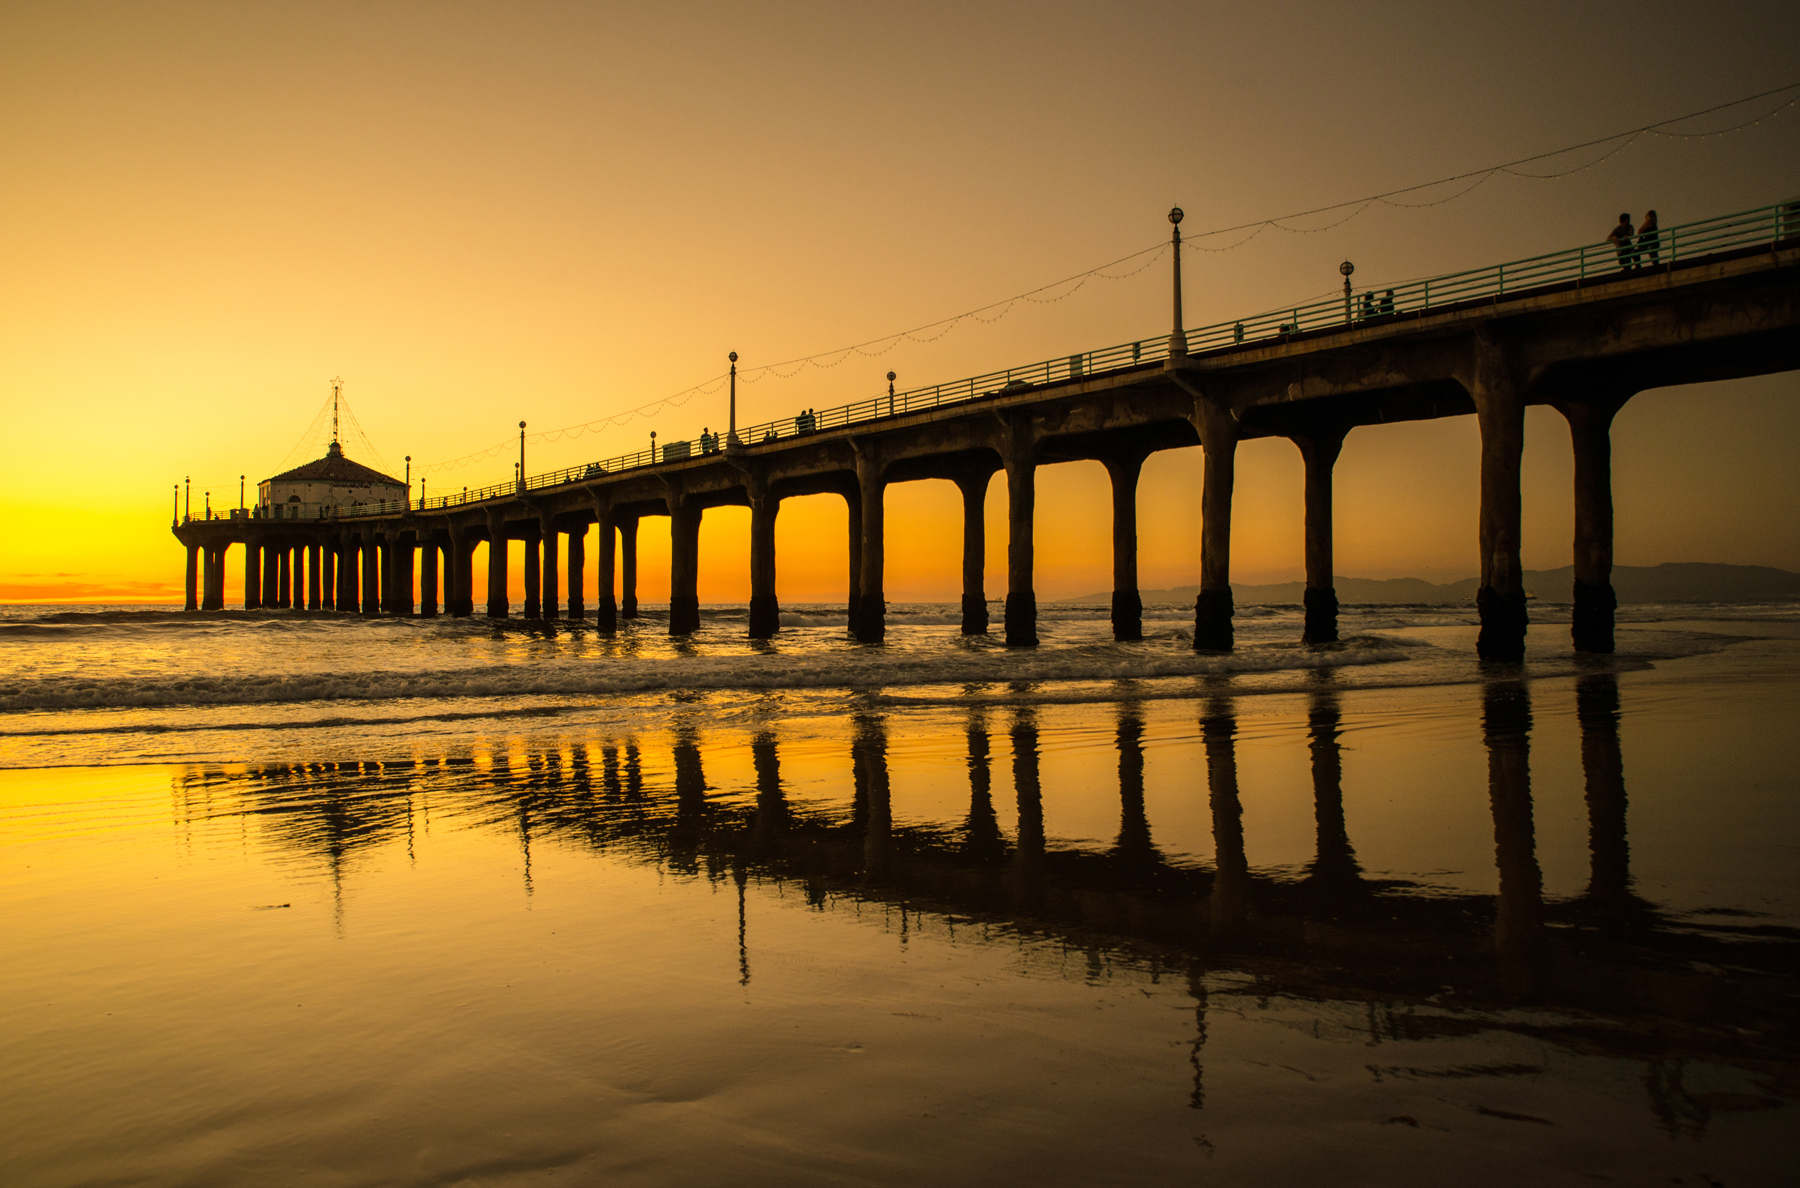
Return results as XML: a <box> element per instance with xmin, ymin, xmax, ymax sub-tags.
<box><xmin>601</xmin><ymin>745</ymin><xmax>621</xmax><ymax>799</ymax></box>
<box><xmin>735</xmin><ymin>862</ymin><xmax>751</xmax><ymax>987</ymax></box>
<box><xmin>1483</xmin><ymin>680</ymin><xmax>1543</xmax><ymax>987</ymax></box>
<box><xmin>1577</xmin><ymin>674</ymin><xmax>1631</xmax><ymax>907</ymax></box>
<box><xmin>1186</xmin><ymin>963</ymin><xmax>1209</xmax><ymax>1111</ymax></box>
<box><xmin>1203</xmin><ymin>698</ymin><xmax>1250</xmax><ymax>935</ymax></box>
<box><xmin>853</xmin><ymin>714</ymin><xmax>891</xmax><ymax>880</ymax></box>
<box><xmin>670</xmin><ymin>725</ymin><xmax>707</xmax><ymax>872</ymax></box>
<box><xmin>1113</xmin><ymin>705</ymin><xmax>1157</xmax><ymax>865</ymax></box>
<box><xmin>1306</xmin><ymin>690</ymin><xmax>1361</xmax><ymax>887</ymax></box>
<box><xmin>750</xmin><ymin>732</ymin><xmax>787</xmax><ymax>859</ymax></box>
<box><xmin>1010</xmin><ymin>708</ymin><xmax>1045</xmax><ymax>910</ymax></box>
<box><xmin>962</xmin><ymin>712</ymin><xmax>1006</xmax><ymax>863</ymax></box>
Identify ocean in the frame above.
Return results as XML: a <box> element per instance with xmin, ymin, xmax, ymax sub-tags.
<box><xmin>2</xmin><ymin>600</ymin><xmax>1796</xmax><ymax>1184</ymax></box>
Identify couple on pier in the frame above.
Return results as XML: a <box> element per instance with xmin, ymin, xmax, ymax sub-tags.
<box><xmin>1607</xmin><ymin>211</ymin><xmax>1660</xmax><ymax>270</ymax></box>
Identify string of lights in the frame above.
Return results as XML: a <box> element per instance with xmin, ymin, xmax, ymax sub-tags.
<box><xmin>280</xmin><ymin>383</ymin><xmax>392</xmax><ymax>476</ymax></box>
<box><xmin>414</xmin><ymin>81</ymin><xmax>1797</xmax><ymax>475</ymax></box>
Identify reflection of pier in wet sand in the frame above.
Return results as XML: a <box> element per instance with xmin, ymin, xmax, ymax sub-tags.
<box><xmin>171</xmin><ymin>673</ymin><xmax>1796</xmax><ymax>1133</ymax></box>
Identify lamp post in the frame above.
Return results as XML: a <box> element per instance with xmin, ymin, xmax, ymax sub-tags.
<box><xmin>1340</xmin><ymin>260</ymin><xmax>1355</xmax><ymax>324</ymax></box>
<box><xmin>172</xmin><ymin>484</ymin><xmax>179</xmax><ymax>527</ymax></box>
<box><xmin>887</xmin><ymin>371</ymin><xmax>896</xmax><ymax>416</ymax></box>
<box><xmin>727</xmin><ymin>352</ymin><xmax>740</xmax><ymax>448</ymax></box>
<box><xmin>404</xmin><ymin>455</ymin><xmax>411</xmax><ymax>503</ymax></box>
<box><xmin>239</xmin><ymin>475</ymin><xmax>245</xmax><ymax>511</ymax></box>
<box><xmin>184</xmin><ymin>477</ymin><xmax>191</xmax><ymax>522</ymax></box>
<box><xmin>650</xmin><ymin>430</ymin><xmax>657</xmax><ymax>463</ymax></box>
<box><xmin>517</xmin><ymin>423</ymin><xmax>527</xmax><ymax>492</ymax></box>
<box><xmin>204</xmin><ymin>490</ymin><xmax>211</xmax><ymax>519</ymax></box>
<box><xmin>1168</xmin><ymin>206</ymin><xmax>1187</xmax><ymax>359</ymax></box>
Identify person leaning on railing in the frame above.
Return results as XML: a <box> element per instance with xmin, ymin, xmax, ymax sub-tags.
<box><xmin>1607</xmin><ymin>213</ymin><xmax>1638</xmax><ymax>270</ymax></box>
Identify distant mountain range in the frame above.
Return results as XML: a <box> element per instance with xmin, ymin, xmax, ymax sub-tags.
<box><xmin>1060</xmin><ymin>563</ymin><xmax>1800</xmax><ymax>606</ymax></box>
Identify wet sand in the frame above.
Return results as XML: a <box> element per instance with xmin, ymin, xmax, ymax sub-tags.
<box><xmin>2</xmin><ymin>619</ymin><xmax>1796</xmax><ymax>1185</ymax></box>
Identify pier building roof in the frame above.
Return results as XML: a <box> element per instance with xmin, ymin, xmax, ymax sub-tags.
<box><xmin>264</xmin><ymin>441</ymin><xmax>403</xmax><ymax>488</ymax></box>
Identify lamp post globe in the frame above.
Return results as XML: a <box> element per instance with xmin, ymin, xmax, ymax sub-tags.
<box><xmin>1340</xmin><ymin>260</ymin><xmax>1356</xmax><ymax>323</ymax></box>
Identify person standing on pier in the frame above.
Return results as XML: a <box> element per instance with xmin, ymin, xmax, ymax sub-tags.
<box><xmin>1637</xmin><ymin>210</ymin><xmax>1660</xmax><ymax>268</ymax></box>
<box><xmin>1608</xmin><ymin>213</ymin><xmax>1638</xmax><ymax>270</ymax></box>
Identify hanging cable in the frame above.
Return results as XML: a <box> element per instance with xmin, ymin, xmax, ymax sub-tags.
<box><xmin>415</xmin><ymin>81</ymin><xmax>1798</xmax><ymax>474</ymax></box>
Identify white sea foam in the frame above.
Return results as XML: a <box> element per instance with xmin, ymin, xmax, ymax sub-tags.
<box><xmin>0</xmin><ymin>636</ymin><xmax>1415</xmax><ymax>713</ymax></box>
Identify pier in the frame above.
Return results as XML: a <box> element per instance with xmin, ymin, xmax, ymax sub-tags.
<box><xmin>173</xmin><ymin>201</ymin><xmax>1800</xmax><ymax>660</ymax></box>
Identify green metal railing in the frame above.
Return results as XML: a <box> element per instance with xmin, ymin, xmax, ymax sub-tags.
<box><xmin>333</xmin><ymin>198</ymin><xmax>1799</xmax><ymax>521</ymax></box>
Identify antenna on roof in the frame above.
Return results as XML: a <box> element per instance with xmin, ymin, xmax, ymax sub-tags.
<box><xmin>331</xmin><ymin>377</ymin><xmax>343</xmax><ymax>445</ymax></box>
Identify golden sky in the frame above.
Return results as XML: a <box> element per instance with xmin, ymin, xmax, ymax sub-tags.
<box><xmin>3</xmin><ymin>1</ymin><xmax>1797</xmax><ymax>604</ymax></box>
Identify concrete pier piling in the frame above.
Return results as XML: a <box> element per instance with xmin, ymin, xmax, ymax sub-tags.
<box><xmin>1104</xmin><ymin>455</ymin><xmax>1144</xmax><ymax>642</ymax></box>
<box><xmin>1559</xmin><ymin>395</ymin><xmax>1628</xmax><ymax>654</ymax></box>
<box><xmin>955</xmin><ymin>473</ymin><xmax>989</xmax><ymax>636</ymax></box>
<box><xmin>592</xmin><ymin>504</ymin><xmax>617</xmax><ymax>634</ymax></box>
<box><xmin>618</xmin><ymin>517</ymin><xmax>639</xmax><ymax>621</ymax></box>
<box><xmin>1194</xmin><ymin>404</ymin><xmax>1237</xmax><ymax>653</ymax></box>
<box><xmin>1294</xmin><ymin>425</ymin><xmax>1349</xmax><ymax>644</ymax></box>
<box><xmin>338</xmin><ymin>536</ymin><xmax>359</xmax><ymax>614</ymax></box>
<box><xmin>1471</xmin><ymin>343</ymin><xmax>1528</xmax><ymax>662</ymax></box>
<box><xmin>522</xmin><ymin>527</ymin><xmax>541</xmax><ymax>619</ymax></box>
<box><xmin>243</xmin><ymin>542</ymin><xmax>261</xmax><ymax>610</ymax></box>
<box><xmin>843</xmin><ymin>487</ymin><xmax>863</xmax><ymax>639</ymax></box>
<box><xmin>184</xmin><ymin>544</ymin><xmax>199</xmax><ymax>611</ymax></box>
<box><xmin>485</xmin><ymin>512</ymin><xmax>509</xmax><ymax>618</ymax></box>
<box><xmin>564</xmin><ymin>522</ymin><xmax>583</xmax><ymax>621</ymax></box>
<box><xmin>541</xmin><ymin>521</ymin><xmax>559</xmax><ymax>619</ymax></box>
<box><xmin>1003</xmin><ymin>451</ymin><xmax>1037</xmax><ymax>648</ymax></box>
<box><xmin>390</xmin><ymin>537</ymin><xmax>412</xmax><ymax>616</ymax></box>
<box><xmin>668</xmin><ymin>500</ymin><xmax>702</xmax><ymax>635</ymax></box>
<box><xmin>361</xmin><ymin>533</ymin><xmax>380</xmax><ymax>616</ymax></box>
<box><xmin>854</xmin><ymin>461</ymin><xmax>886</xmax><ymax>643</ymax></box>
<box><xmin>747</xmin><ymin>482</ymin><xmax>780</xmax><ymax>640</ymax></box>
<box><xmin>420</xmin><ymin>541</ymin><xmax>438</xmax><ymax>617</ymax></box>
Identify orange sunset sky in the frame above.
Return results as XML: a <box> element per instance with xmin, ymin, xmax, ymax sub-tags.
<box><xmin>3</xmin><ymin>1</ymin><xmax>1797</xmax><ymax>605</ymax></box>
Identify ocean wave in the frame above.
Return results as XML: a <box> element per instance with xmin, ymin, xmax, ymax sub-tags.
<box><xmin>0</xmin><ymin>637</ymin><xmax>1413</xmax><ymax>712</ymax></box>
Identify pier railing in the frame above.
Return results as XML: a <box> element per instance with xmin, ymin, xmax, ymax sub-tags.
<box><xmin>328</xmin><ymin>198</ymin><xmax>1799</xmax><ymax>521</ymax></box>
